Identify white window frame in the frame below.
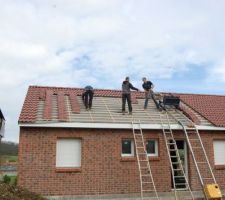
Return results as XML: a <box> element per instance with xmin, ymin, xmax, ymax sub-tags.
<box><xmin>56</xmin><ymin>138</ymin><xmax>81</xmax><ymax>168</ymax></box>
<box><xmin>121</xmin><ymin>139</ymin><xmax>134</xmax><ymax>157</ymax></box>
<box><xmin>213</xmin><ymin>140</ymin><xmax>225</xmax><ymax>165</ymax></box>
<box><xmin>146</xmin><ymin>139</ymin><xmax>158</xmax><ymax>157</ymax></box>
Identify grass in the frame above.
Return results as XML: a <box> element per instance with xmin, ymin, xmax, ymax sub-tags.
<box><xmin>3</xmin><ymin>175</ymin><xmax>17</xmax><ymax>185</ymax></box>
<box><xmin>9</xmin><ymin>176</ymin><xmax>17</xmax><ymax>185</ymax></box>
<box><xmin>1</xmin><ymin>155</ymin><xmax>18</xmax><ymax>162</ymax></box>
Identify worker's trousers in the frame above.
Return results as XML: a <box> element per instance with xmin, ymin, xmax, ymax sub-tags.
<box><xmin>122</xmin><ymin>93</ymin><xmax>132</xmax><ymax>113</ymax></box>
<box><xmin>83</xmin><ymin>90</ymin><xmax>94</xmax><ymax>109</ymax></box>
<box><xmin>144</xmin><ymin>90</ymin><xmax>153</xmax><ymax>109</ymax></box>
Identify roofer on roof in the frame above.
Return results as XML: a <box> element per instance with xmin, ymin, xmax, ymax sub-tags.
<box><xmin>142</xmin><ymin>77</ymin><xmax>159</xmax><ymax>109</ymax></box>
<box><xmin>142</xmin><ymin>77</ymin><xmax>154</xmax><ymax>109</ymax></box>
<box><xmin>82</xmin><ymin>86</ymin><xmax>94</xmax><ymax>110</ymax></box>
<box><xmin>122</xmin><ymin>77</ymin><xmax>139</xmax><ymax>115</ymax></box>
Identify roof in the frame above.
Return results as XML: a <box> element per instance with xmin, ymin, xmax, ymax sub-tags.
<box><xmin>177</xmin><ymin>93</ymin><xmax>225</xmax><ymax>127</ymax></box>
<box><xmin>0</xmin><ymin>109</ymin><xmax>5</xmax><ymax>120</ymax></box>
<box><xmin>18</xmin><ymin>86</ymin><xmax>225</xmax><ymax>127</ymax></box>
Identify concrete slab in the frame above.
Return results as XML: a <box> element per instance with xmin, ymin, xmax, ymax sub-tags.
<box><xmin>47</xmin><ymin>191</ymin><xmax>213</xmax><ymax>200</ymax></box>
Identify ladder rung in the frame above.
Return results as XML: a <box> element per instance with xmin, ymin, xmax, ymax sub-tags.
<box><xmin>167</xmin><ymin>142</ymin><xmax>176</xmax><ymax>145</ymax></box>
<box><xmin>189</xmin><ymin>138</ymin><xmax>199</xmax><ymax>141</ymax></box>
<box><xmin>136</xmin><ymin>147</ymin><xmax>144</xmax><ymax>148</ymax></box>
<box><xmin>191</xmin><ymin>147</ymin><xmax>202</xmax><ymax>149</ymax></box>
<box><xmin>174</xmin><ymin>176</ymin><xmax>185</xmax><ymax>178</ymax></box>
<box><xmin>142</xmin><ymin>181</ymin><xmax>153</xmax><ymax>184</ymax></box>
<box><xmin>164</xmin><ymin>131</ymin><xmax>172</xmax><ymax>134</ymax></box>
<box><xmin>173</xmin><ymin>168</ymin><xmax>182</xmax><ymax>171</ymax></box>
<box><xmin>175</xmin><ymin>183</ymin><xmax>186</xmax><ymax>186</ymax></box>
<box><xmin>139</xmin><ymin>160</ymin><xmax>148</xmax><ymax>162</ymax></box>
<box><xmin>196</xmin><ymin>161</ymin><xmax>207</xmax><ymax>164</ymax></box>
<box><xmin>142</xmin><ymin>189</ymin><xmax>154</xmax><ymax>192</ymax></box>
<box><xmin>202</xmin><ymin>177</ymin><xmax>214</xmax><ymax>180</ymax></box>
<box><xmin>187</xmin><ymin>131</ymin><xmax>197</xmax><ymax>134</ymax></box>
<box><xmin>141</xmin><ymin>174</ymin><xmax>151</xmax><ymax>177</ymax></box>
<box><xmin>135</xmin><ymin>140</ymin><xmax>143</xmax><ymax>142</ymax></box>
<box><xmin>169</xmin><ymin>149</ymin><xmax>177</xmax><ymax>151</ymax></box>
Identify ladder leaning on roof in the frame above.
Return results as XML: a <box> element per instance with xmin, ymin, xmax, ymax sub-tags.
<box><xmin>165</xmin><ymin>107</ymin><xmax>220</xmax><ymax>200</ymax></box>
<box><xmin>160</xmin><ymin>112</ymin><xmax>195</xmax><ymax>200</ymax></box>
<box><xmin>131</xmin><ymin>121</ymin><xmax>160</xmax><ymax>200</ymax></box>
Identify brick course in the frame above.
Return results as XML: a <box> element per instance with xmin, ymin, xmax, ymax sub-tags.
<box><xmin>18</xmin><ymin>127</ymin><xmax>225</xmax><ymax>196</ymax></box>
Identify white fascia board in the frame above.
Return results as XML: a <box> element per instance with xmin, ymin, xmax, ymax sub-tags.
<box><xmin>19</xmin><ymin>122</ymin><xmax>182</xmax><ymax>130</ymax></box>
<box><xmin>196</xmin><ymin>125</ymin><xmax>225</xmax><ymax>131</ymax></box>
<box><xmin>18</xmin><ymin>122</ymin><xmax>225</xmax><ymax>131</ymax></box>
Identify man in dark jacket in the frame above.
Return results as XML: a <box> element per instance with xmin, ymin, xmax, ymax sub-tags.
<box><xmin>122</xmin><ymin>77</ymin><xmax>139</xmax><ymax>114</ymax></box>
<box><xmin>142</xmin><ymin>77</ymin><xmax>154</xmax><ymax>109</ymax></box>
<box><xmin>82</xmin><ymin>86</ymin><xmax>94</xmax><ymax>110</ymax></box>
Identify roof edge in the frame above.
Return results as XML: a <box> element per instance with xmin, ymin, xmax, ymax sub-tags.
<box><xmin>18</xmin><ymin>122</ymin><xmax>225</xmax><ymax>131</ymax></box>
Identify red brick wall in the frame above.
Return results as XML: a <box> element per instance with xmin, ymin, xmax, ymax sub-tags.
<box><xmin>18</xmin><ymin>127</ymin><xmax>225</xmax><ymax>196</ymax></box>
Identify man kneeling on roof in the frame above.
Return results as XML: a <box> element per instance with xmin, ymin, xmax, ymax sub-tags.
<box><xmin>82</xmin><ymin>86</ymin><xmax>94</xmax><ymax>110</ymax></box>
<box><xmin>122</xmin><ymin>77</ymin><xmax>139</xmax><ymax>115</ymax></box>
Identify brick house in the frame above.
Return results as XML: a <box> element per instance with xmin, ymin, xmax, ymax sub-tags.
<box><xmin>18</xmin><ymin>86</ymin><xmax>225</xmax><ymax>197</ymax></box>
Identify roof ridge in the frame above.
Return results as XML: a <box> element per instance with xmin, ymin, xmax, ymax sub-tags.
<box><xmin>29</xmin><ymin>85</ymin><xmax>122</xmax><ymax>92</ymax></box>
<box><xmin>171</xmin><ymin>92</ymin><xmax>225</xmax><ymax>97</ymax></box>
<box><xmin>29</xmin><ymin>85</ymin><xmax>225</xmax><ymax>97</ymax></box>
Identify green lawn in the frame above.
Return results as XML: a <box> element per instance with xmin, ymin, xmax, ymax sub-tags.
<box><xmin>1</xmin><ymin>155</ymin><xmax>18</xmax><ymax>162</ymax></box>
<box><xmin>9</xmin><ymin>175</ymin><xmax>17</xmax><ymax>185</ymax></box>
<box><xmin>3</xmin><ymin>175</ymin><xmax>17</xmax><ymax>185</ymax></box>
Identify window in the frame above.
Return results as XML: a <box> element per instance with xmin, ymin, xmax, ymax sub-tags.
<box><xmin>56</xmin><ymin>139</ymin><xmax>81</xmax><ymax>168</ymax></box>
<box><xmin>122</xmin><ymin>140</ymin><xmax>134</xmax><ymax>157</ymax></box>
<box><xmin>214</xmin><ymin>140</ymin><xmax>225</xmax><ymax>165</ymax></box>
<box><xmin>146</xmin><ymin>140</ymin><xmax>158</xmax><ymax>157</ymax></box>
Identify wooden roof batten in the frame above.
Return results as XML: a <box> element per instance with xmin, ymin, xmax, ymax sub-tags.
<box><xmin>37</xmin><ymin>93</ymin><xmax>197</xmax><ymax>126</ymax></box>
<box><xmin>19</xmin><ymin>86</ymin><xmax>217</xmax><ymax>128</ymax></box>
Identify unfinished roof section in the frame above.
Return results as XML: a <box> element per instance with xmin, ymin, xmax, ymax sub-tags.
<box><xmin>19</xmin><ymin>86</ymin><xmax>219</xmax><ymax>127</ymax></box>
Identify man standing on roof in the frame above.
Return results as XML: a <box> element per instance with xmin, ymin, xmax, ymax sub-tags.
<box><xmin>142</xmin><ymin>77</ymin><xmax>155</xmax><ymax>109</ymax></box>
<box><xmin>82</xmin><ymin>86</ymin><xmax>94</xmax><ymax>110</ymax></box>
<box><xmin>122</xmin><ymin>77</ymin><xmax>139</xmax><ymax>115</ymax></box>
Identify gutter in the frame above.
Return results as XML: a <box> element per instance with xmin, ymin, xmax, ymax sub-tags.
<box><xmin>18</xmin><ymin>122</ymin><xmax>225</xmax><ymax>131</ymax></box>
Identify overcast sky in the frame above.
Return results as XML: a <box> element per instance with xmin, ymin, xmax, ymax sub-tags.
<box><xmin>1</xmin><ymin>0</ymin><xmax>225</xmax><ymax>142</ymax></box>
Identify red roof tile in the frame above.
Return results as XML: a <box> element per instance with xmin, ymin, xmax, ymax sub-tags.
<box><xmin>57</xmin><ymin>91</ymin><xmax>67</xmax><ymax>122</ymax></box>
<box><xmin>178</xmin><ymin>94</ymin><xmax>225</xmax><ymax>127</ymax></box>
<box><xmin>19</xmin><ymin>86</ymin><xmax>225</xmax><ymax>127</ymax></box>
<box><xmin>19</xmin><ymin>86</ymin><xmax>40</xmax><ymax>123</ymax></box>
<box><xmin>69</xmin><ymin>92</ymin><xmax>80</xmax><ymax>113</ymax></box>
<box><xmin>43</xmin><ymin>90</ymin><xmax>53</xmax><ymax>121</ymax></box>
<box><xmin>179</xmin><ymin>103</ymin><xmax>200</xmax><ymax>124</ymax></box>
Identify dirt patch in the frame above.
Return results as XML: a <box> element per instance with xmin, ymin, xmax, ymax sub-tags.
<box><xmin>0</xmin><ymin>182</ymin><xmax>47</xmax><ymax>200</ymax></box>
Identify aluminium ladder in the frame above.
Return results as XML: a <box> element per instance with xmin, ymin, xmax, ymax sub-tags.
<box><xmin>132</xmin><ymin>121</ymin><xmax>160</xmax><ymax>200</ymax></box>
<box><xmin>160</xmin><ymin>113</ymin><xmax>195</xmax><ymax>200</ymax></box>
<box><xmin>165</xmin><ymin>108</ymin><xmax>218</xmax><ymax>200</ymax></box>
